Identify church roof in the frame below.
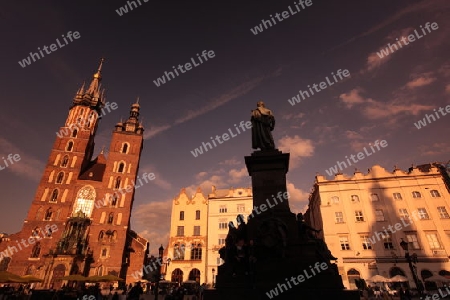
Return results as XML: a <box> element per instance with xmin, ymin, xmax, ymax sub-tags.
<box><xmin>78</xmin><ymin>155</ymin><xmax>106</xmax><ymax>181</ymax></box>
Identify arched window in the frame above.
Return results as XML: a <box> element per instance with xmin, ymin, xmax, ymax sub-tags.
<box><xmin>30</xmin><ymin>242</ymin><xmax>41</xmax><ymax>258</ymax></box>
<box><xmin>0</xmin><ymin>257</ymin><xmax>11</xmax><ymax>271</ymax></box>
<box><xmin>66</xmin><ymin>141</ymin><xmax>74</xmax><ymax>152</ymax></box>
<box><xmin>31</xmin><ymin>227</ymin><xmax>40</xmax><ymax>237</ymax></box>
<box><xmin>171</xmin><ymin>269</ymin><xmax>183</xmax><ymax>285</ymax></box>
<box><xmin>36</xmin><ymin>207</ymin><xmax>43</xmax><ymax>220</ymax></box>
<box><xmin>331</xmin><ymin>196</ymin><xmax>339</xmax><ymax>203</ymax></box>
<box><xmin>430</xmin><ymin>190</ymin><xmax>441</xmax><ymax>197</ymax></box>
<box><xmin>107</xmin><ymin>213</ymin><xmax>114</xmax><ymax>224</ymax></box>
<box><xmin>44</xmin><ymin>208</ymin><xmax>53</xmax><ymax>221</ymax></box>
<box><xmin>121</xmin><ymin>143</ymin><xmax>129</xmax><ymax>154</ymax></box>
<box><xmin>72</xmin><ymin>185</ymin><xmax>96</xmax><ymax>218</ymax></box>
<box><xmin>412</xmin><ymin>191</ymin><xmax>422</xmax><ymax>198</ymax></box>
<box><xmin>347</xmin><ymin>268</ymin><xmax>361</xmax><ymax>290</ymax></box>
<box><xmin>98</xmin><ymin>231</ymin><xmax>105</xmax><ymax>241</ymax></box>
<box><xmin>114</xmin><ymin>177</ymin><xmax>121</xmax><ymax>189</ymax></box>
<box><xmin>50</xmin><ymin>189</ymin><xmax>58</xmax><ymax>202</ymax></box>
<box><xmin>117</xmin><ymin>162</ymin><xmax>125</xmax><ymax>173</ymax></box>
<box><xmin>54</xmin><ymin>209</ymin><xmax>61</xmax><ymax>221</ymax></box>
<box><xmin>351</xmin><ymin>195</ymin><xmax>360</xmax><ymax>202</ymax></box>
<box><xmin>111</xmin><ymin>194</ymin><xmax>118</xmax><ymax>207</ymax></box>
<box><xmin>190</xmin><ymin>244</ymin><xmax>202</xmax><ymax>260</ymax></box>
<box><xmin>71</xmin><ymin>129</ymin><xmax>78</xmax><ymax>138</ymax></box>
<box><xmin>45</xmin><ymin>224</ymin><xmax>54</xmax><ymax>237</ymax></box>
<box><xmin>188</xmin><ymin>268</ymin><xmax>200</xmax><ymax>282</ymax></box>
<box><xmin>61</xmin><ymin>155</ymin><xmax>69</xmax><ymax>167</ymax></box>
<box><xmin>56</xmin><ymin>172</ymin><xmax>64</xmax><ymax>184</ymax></box>
<box><xmin>111</xmin><ymin>231</ymin><xmax>117</xmax><ymax>242</ymax></box>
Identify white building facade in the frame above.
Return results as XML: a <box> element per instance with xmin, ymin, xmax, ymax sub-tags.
<box><xmin>206</xmin><ymin>187</ymin><xmax>253</xmax><ymax>286</ymax></box>
<box><xmin>307</xmin><ymin>164</ymin><xmax>450</xmax><ymax>290</ymax></box>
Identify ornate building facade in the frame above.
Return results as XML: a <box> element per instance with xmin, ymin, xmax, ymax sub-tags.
<box><xmin>162</xmin><ymin>186</ymin><xmax>253</xmax><ymax>286</ymax></box>
<box><xmin>0</xmin><ymin>60</ymin><xmax>148</xmax><ymax>287</ymax></box>
<box><xmin>163</xmin><ymin>188</ymin><xmax>208</xmax><ymax>285</ymax></box>
<box><xmin>307</xmin><ymin>164</ymin><xmax>450</xmax><ymax>290</ymax></box>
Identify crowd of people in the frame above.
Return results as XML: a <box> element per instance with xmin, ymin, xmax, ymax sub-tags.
<box><xmin>0</xmin><ymin>281</ymin><xmax>208</xmax><ymax>300</ymax></box>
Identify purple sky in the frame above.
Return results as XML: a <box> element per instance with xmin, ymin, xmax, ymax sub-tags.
<box><xmin>0</xmin><ymin>0</ymin><xmax>449</xmax><ymax>254</ymax></box>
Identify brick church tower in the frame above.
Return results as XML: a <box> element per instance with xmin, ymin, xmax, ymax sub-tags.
<box><xmin>0</xmin><ymin>60</ymin><xmax>149</xmax><ymax>287</ymax></box>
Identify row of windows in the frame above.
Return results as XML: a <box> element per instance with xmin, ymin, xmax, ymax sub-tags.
<box><xmin>179</xmin><ymin>210</ymin><xmax>201</xmax><ymax>221</ymax></box>
<box><xmin>99</xmin><ymin>212</ymin><xmax>122</xmax><ymax>225</ymax></box>
<box><xmin>335</xmin><ymin>207</ymin><xmax>450</xmax><ymax>223</ymax></box>
<box><xmin>330</xmin><ymin>190</ymin><xmax>442</xmax><ymax>204</ymax></box>
<box><xmin>339</xmin><ymin>232</ymin><xmax>444</xmax><ymax>251</ymax></box>
<box><xmin>98</xmin><ymin>230</ymin><xmax>118</xmax><ymax>242</ymax></box>
<box><xmin>173</xmin><ymin>243</ymin><xmax>202</xmax><ymax>260</ymax></box>
<box><xmin>218</xmin><ymin>204</ymin><xmax>245</xmax><ymax>213</ymax></box>
<box><xmin>35</xmin><ymin>207</ymin><xmax>61</xmax><ymax>221</ymax></box>
<box><xmin>62</xmin><ymin>140</ymin><xmax>131</xmax><ymax>155</ymax></box>
<box><xmin>176</xmin><ymin>226</ymin><xmax>201</xmax><ymax>236</ymax></box>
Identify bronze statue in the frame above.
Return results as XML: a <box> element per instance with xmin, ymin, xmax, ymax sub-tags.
<box><xmin>251</xmin><ymin>101</ymin><xmax>275</xmax><ymax>150</ymax></box>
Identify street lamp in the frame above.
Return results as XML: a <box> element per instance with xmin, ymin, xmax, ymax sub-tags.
<box><xmin>212</xmin><ymin>268</ymin><xmax>215</xmax><ymax>287</ymax></box>
<box><xmin>155</xmin><ymin>245</ymin><xmax>164</xmax><ymax>300</ymax></box>
<box><xmin>400</xmin><ymin>239</ymin><xmax>423</xmax><ymax>296</ymax></box>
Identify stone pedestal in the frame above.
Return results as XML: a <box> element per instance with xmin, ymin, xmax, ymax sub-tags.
<box><xmin>204</xmin><ymin>150</ymin><xmax>359</xmax><ymax>300</ymax></box>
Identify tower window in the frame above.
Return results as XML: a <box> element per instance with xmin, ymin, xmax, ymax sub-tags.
<box><xmin>101</xmin><ymin>248</ymin><xmax>107</xmax><ymax>257</ymax></box>
<box><xmin>98</xmin><ymin>231</ymin><xmax>105</xmax><ymax>241</ymax></box>
<box><xmin>30</xmin><ymin>242</ymin><xmax>41</xmax><ymax>258</ymax></box>
<box><xmin>107</xmin><ymin>213</ymin><xmax>114</xmax><ymax>224</ymax></box>
<box><xmin>50</xmin><ymin>189</ymin><xmax>58</xmax><ymax>202</ymax></box>
<box><xmin>117</xmin><ymin>162</ymin><xmax>125</xmax><ymax>173</ymax></box>
<box><xmin>111</xmin><ymin>194</ymin><xmax>118</xmax><ymax>207</ymax></box>
<box><xmin>110</xmin><ymin>231</ymin><xmax>118</xmax><ymax>242</ymax></box>
<box><xmin>71</xmin><ymin>129</ymin><xmax>78</xmax><ymax>138</ymax></box>
<box><xmin>56</xmin><ymin>172</ymin><xmax>64</xmax><ymax>184</ymax></box>
<box><xmin>44</xmin><ymin>208</ymin><xmax>53</xmax><ymax>221</ymax></box>
<box><xmin>35</xmin><ymin>207</ymin><xmax>43</xmax><ymax>221</ymax></box>
<box><xmin>114</xmin><ymin>177</ymin><xmax>121</xmax><ymax>189</ymax></box>
<box><xmin>61</xmin><ymin>155</ymin><xmax>69</xmax><ymax>167</ymax></box>
<box><xmin>54</xmin><ymin>209</ymin><xmax>61</xmax><ymax>221</ymax></box>
<box><xmin>66</xmin><ymin>141</ymin><xmax>74</xmax><ymax>152</ymax></box>
<box><xmin>121</xmin><ymin>143</ymin><xmax>129</xmax><ymax>154</ymax></box>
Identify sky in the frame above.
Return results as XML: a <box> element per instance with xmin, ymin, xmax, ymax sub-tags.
<box><xmin>0</xmin><ymin>0</ymin><xmax>448</xmax><ymax>255</ymax></box>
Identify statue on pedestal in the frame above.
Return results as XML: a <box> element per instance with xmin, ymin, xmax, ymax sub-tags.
<box><xmin>251</xmin><ymin>101</ymin><xmax>275</xmax><ymax>150</ymax></box>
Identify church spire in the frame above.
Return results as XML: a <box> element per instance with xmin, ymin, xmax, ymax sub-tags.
<box><xmin>86</xmin><ymin>58</ymin><xmax>104</xmax><ymax>95</ymax></box>
<box><xmin>73</xmin><ymin>58</ymin><xmax>105</xmax><ymax>109</ymax></box>
<box><xmin>114</xmin><ymin>98</ymin><xmax>144</xmax><ymax>135</ymax></box>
